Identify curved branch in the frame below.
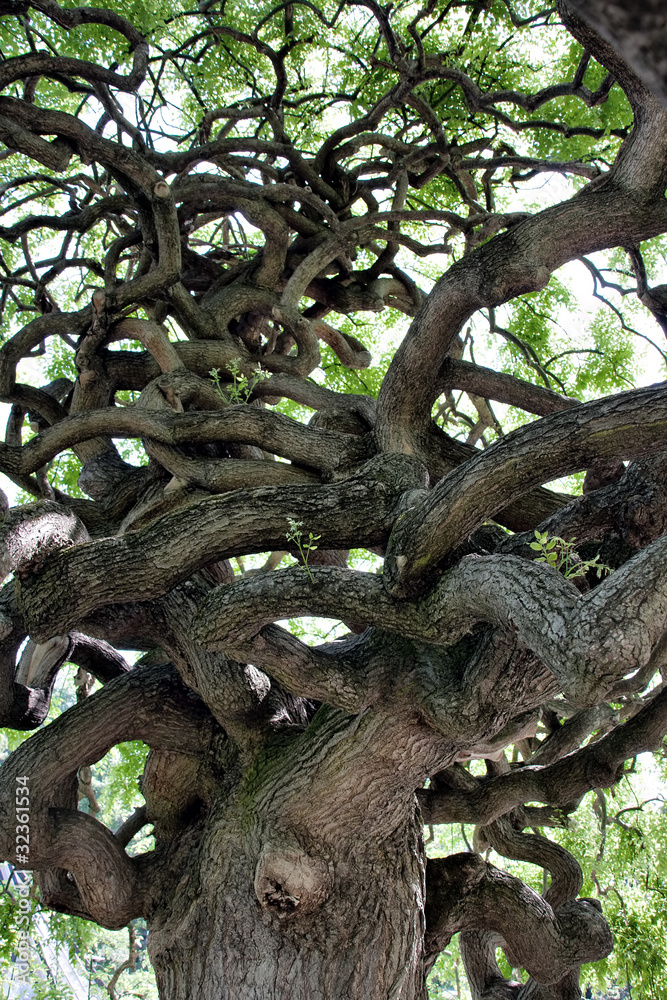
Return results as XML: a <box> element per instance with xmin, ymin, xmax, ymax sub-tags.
<box><xmin>29</xmin><ymin>0</ymin><xmax>147</xmax><ymax>55</ymax></box>
<box><xmin>564</xmin><ymin>0</ymin><xmax>667</xmax><ymax>108</ymax></box>
<box><xmin>529</xmin><ymin>704</ymin><xmax>619</xmax><ymax>766</ymax></box>
<box><xmin>419</xmin><ymin>682</ymin><xmax>667</xmax><ymax>826</ymax></box>
<box><xmin>196</xmin><ymin>609</ymin><xmax>376</xmax><ymax>714</ymax></box>
<box><xmin>0</xmin><ymin>663</ymin><xmax>217</xmax><ymax>866</ymax></box>
<box><xmin>425</xmin><ymin>853</ymin><xmax>611</xmax><ymax>984</ymax></box>
<box><xmin>114</xmin><ymin>805</ymin><xmax>148</xmax><ymax>848</ymax></box>
<box><xmin>385</xmin><ymin>383</ymin><xmax>667</xmax><ymax>596</ymax></box>
<box><xmin>0</xmin><ymin>404</ymin><xmax>372</xmax><ymax>480</ymax></box>
<box><xmin>460</xmin><ymin>930</ymin><xmax>583</xmax><ymax>1000</ymax></box>
<box><xmin>192</xmin><ymin>567</ymin><xmax>412</xmax><ymax>651</ymax></box>
<box><xmin>15</xmin><ymin>632</ymin><xmax>129</xmax><ymax>688</ymax></box>
<box><xmin>0</xmin><ymin>51</ymin><xmax>145</xmax><ymax>97</ymax></box>
<box><xmin>0</xmin><ymin>579</ymin><xmax>33</xmax><ymax>728</ymax></box>
<box><xmin>508</xmin><ymin>450</ymin><xmax>667</xmax><ymax>555</ymax></box>
<box><xmin>478</xmin><ymin>815</ymin><xmax>582</xmax><ymax>909</ymax></box>
<box><xmin>0</xmin><ymin>499</ymin><xmax>90</xmax><ymax>579</ymax></box>
<box><xmin>153</xmin><ymin>582</ymin><xmax>314</xmax><ymax>744</ymax></box>
<box><xmin>254</xmin><ymin>374</ymin><xmax>377</xmax><ymax>427</ymax></box>
<box><xmin>43</xmin><ymin>808</ymin><xmax>145</xmax><ymax>929</ymax></box>
<box><xmin>0</xmin><ymin>626</ymin><xmax>129</xmax><ymax>731</ymax></box>
<box><xmin>438</xmin><ymin>358</ymin><xmax>579</xmax><ymax>416</ymax></box>
<box><xmin>196</xmin><ymin>536</ymin><xmax>667</xmax><ymax>708</ymax></box>
<box><xmin>376</xmin><ymin>77</ymin><xmax>667</xmax><ymax>458</ymax></box>
<box><xmin>16</xmin><ymin>454</ymin><xmax>427</xmax><ymax>639</ymax></box>
<box><xmin>142</xmin><ymin>442</ymin><xmax>321</xmax><ymax>492</ymax></box>
<box><xmin>311</xmin><ymin>319</ymin><xmax>372</xmax><ymax>369</ymax></box>
<box><xmin>111</xmin><ymin>318</ymin><xmax>186</xmax><ymax>375</ymax></box>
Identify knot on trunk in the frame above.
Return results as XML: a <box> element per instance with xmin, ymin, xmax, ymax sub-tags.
<box><xmin>254</xmin><ymin>844</ymin><xmax>332</xmax><ymax>919</ymax></box>
<box><xmin>584</xmin><ymin>755</ymin><xmax>621</xmax><ymax>788</ymax></box>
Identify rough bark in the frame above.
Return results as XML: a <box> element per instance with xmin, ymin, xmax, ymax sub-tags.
<box><xmin>569</xmin><ymin>0</ymin><xmax>667</xmax><ymax>106</ymax></box>
<box><xmin>0</xmin><ymin>1</ymin><xmax>666</xmax><ymax>997</ymax></box>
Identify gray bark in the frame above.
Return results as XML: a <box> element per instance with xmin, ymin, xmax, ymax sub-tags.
<box><xmin>1</xmin><ymin>1</ymin><xmax>667</xmax><ymax>997</ymax></box>
<box><xmin>569</xmin><ymin>0</ymin><xmax>667</xmax><ymax>106</ymax></box>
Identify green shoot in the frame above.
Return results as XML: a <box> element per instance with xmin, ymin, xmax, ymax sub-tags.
<box><xmin>209</xmin><ymin>358</ymin><xmax>270</xmax><ymax>404</ymax></box>
<box><xmin>286</xmin><ymin>518</ymin><xmax>321</xmax><ymax>583</ymax></box>
<box><xmin>529</xmin><ymin>530</ymin><xmax>612</xmax><ymax>580</ymax></box>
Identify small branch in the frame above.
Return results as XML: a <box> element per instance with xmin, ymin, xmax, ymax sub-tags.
<box><xmin>438</xmin><ymin>357</ymin><xmax>578</xmax><ymax>416</ymax></box>
<box><xmin>114</xmin><ymin>805</ymin><xmax>148</xmax><ymax>849</ymax></box>
<box><xmin>107</xmin><ymin>924</ymin><xmax>137</xmax><ymax>1000</ymax></box>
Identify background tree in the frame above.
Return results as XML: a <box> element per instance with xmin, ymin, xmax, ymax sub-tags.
<box><xmin>0</xmin><ymin>1</ymin><xmax>667</xmax><ymax>998</ymax></box>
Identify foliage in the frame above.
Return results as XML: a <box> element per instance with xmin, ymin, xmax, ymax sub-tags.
<box><xmin>529</xmin><ymin>530</ymin><xmax>612</xmax><ymax>579</ymax></box>
<box><xmin>0</xmin><ymin>0</ymin><xmax>665</xmax><ymax>998</ymax></box>
<box><xmin>285</xmin><ymin>518</ymin><xmax>321</xmax><ymax>583</ymax></box>
<box><xmin>98</xmin><ymin>741</ymin><xmax>151</xmax><ymax>821</ymax></box>
<box><xmin>209</xmin><ymin>360</ymin><xmax>271</xmax><ymax>405</ymax></box>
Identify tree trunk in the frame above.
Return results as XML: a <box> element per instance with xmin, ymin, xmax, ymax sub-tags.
<box><xmin>147</xmin><ymin>799</ymin><xmax>427</xmax><ymax>1000</ymax></box>
<box><xmin>137</xmin><ymin>698</ymin><xmax>447</xmax><ymax>1000</ymax></box>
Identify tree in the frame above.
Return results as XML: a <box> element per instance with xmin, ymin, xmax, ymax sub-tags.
<box><xmin>0</xmin><ymin>0</ymin><xmax>666</xmax><ymax>997</ymax></box>
<box><xmin>569</xmin><ymin>0</ymin><xmax>667</xmax><ymax>107</ymax></box>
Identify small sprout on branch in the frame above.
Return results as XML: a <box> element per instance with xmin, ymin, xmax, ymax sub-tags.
<box><xmin>286</xmin><ymin>518</ymin><xmax>321</xmax><ymax>583</ymax></box>
<box><xmin>529</xmin><ymin>530</ymin><xmax>612</xmax><ymax>580</ymax></box>
<box><xmin>208</xmin><ymin>366</ymin><xmax>225</xmax><ymax>399</ymax></box>
<box><xmin>209</xmin><ymin>358</ymin><xmax>271</xmax><ymax>404</ymax></box>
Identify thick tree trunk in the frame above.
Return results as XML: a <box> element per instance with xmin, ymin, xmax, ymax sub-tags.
<box><xmin>147</xmin><ymin>802</ymin><xmax>427</xmax><ymax>1000</ymax></box>
<box><xmin>136</xmin><ymin>699</ymin><xmax>445</xmax><ymax>1000</ymax></box>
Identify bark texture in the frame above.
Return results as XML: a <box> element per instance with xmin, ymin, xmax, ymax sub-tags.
<box><xmin>0</xmin><ymin>1</ymin><xmax>666</xmax><ymax>998</ymax></box>
<box><xmin>570</xmin><ymin>0</ymin><xmax>667</xmax><ymax>106</ymax></box>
